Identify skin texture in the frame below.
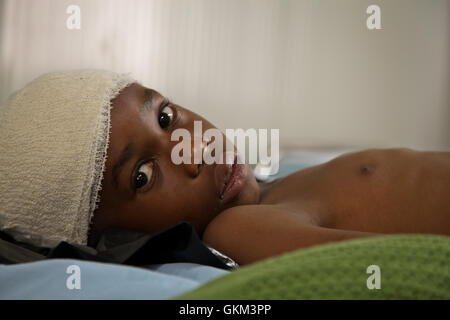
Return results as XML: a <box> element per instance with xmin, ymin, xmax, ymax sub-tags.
<box><xmin>90</xmin><ymin>83</ymin><xmax>450</xmax><ymax>265</ymax></box>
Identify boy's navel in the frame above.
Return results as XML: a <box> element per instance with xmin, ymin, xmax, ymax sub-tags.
<box><xmin>360</xmin><ymin>164</ymin><xmax>376</xmax><ymax>175</ymax></box>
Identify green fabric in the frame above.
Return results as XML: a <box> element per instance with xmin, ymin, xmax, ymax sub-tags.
<box><xmin>176</xmin><ymin>235</ymin><xmax>450</xmax><ymax>299</ymax></box>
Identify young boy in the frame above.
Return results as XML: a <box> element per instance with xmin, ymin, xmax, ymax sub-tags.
<box><xmin>1</xmin><ymin>70</ymin><xmax>449</xmax><ymax>266</ymax></box>
<box><xmin>90</xmin><ymin>81</ymin><xmax>450</xmax><ymax>265</ymax></box>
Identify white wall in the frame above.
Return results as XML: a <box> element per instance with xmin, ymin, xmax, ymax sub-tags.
<box><xmin>1</xmin><ymin>0</ymin><xmax>449</xmax><ymax>150</ymax></box>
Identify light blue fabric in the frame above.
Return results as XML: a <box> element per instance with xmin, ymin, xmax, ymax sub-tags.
<box><xmin>146</xmin><ymin>263</ymin><xmax>229</xmax><ymax>283</ymax></box>
<box><xmin>0</xmin><ymin>259</ymin><xmax>228</xmax><ymax>300</ymax></box>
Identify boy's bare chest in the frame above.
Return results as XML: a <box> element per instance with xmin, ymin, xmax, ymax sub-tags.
<box><xmin>258</xmin><ymin>149</ymin><xmax>450</xmax><ymax>235</ymax></box>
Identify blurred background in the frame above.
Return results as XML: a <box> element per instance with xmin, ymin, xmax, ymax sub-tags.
<box><xmin>0</xmin><ymin>0</ymin><xmax>449</xmax><ymax>151</ymax></box>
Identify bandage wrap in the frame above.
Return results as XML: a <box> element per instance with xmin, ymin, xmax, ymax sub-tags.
<box><xmin>0</xmin><ymin>70</ymin><xmax>135</xmax><ymax>246</ymax></box>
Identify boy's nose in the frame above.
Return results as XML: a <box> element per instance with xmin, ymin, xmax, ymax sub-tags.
<box><xmin>183</xmin><ymin>138</ymin><xmax>208</xmax><ymax>178</ymax></box>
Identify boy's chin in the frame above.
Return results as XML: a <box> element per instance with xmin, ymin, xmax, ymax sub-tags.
<box><xmin>232</xmin><ymin>170</ymin><xmax>260</xmax><ymax>207</ymax></box>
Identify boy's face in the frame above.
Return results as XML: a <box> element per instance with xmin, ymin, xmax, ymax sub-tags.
<box><xmin>90</xmin><ymin>83</ymin><xmax>260</xmax><ymax>241</ymax></box>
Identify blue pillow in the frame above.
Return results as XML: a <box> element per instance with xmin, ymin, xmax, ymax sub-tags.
<box><xmin>0</xmin><ymin>259</ymin><xmax>228</xmax><ymax>299</ymax></box>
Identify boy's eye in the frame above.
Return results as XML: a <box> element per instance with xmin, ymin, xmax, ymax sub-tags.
<box><xmin>158</xmin><ymin>105</ymin><xmax>174</xmax><ymax>129</ymax></box>
<box><xmin>135</xmin><ymin>162</ymin><xmax>153</xmax><ymax>189</ymax></box>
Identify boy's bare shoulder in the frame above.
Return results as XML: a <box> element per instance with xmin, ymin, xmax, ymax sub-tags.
<box><xmin>201</xmin><ymin>204</ymin><xmax>303</xmax><ymax>264</ymax></box>
<box><xmin>202</xmin><ymin>204</ymin><xmax>377</xmax><ymax>265</ymax></box>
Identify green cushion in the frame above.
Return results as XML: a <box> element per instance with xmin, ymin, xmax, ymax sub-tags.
<box><xmin>176</xmin><ymin>235</ymin><xmax>450</xmax><ymax>299</ymax></box>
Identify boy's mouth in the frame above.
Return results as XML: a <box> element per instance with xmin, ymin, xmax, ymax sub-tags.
<box><xmin>216</xmin><ymin>153</ymin><xmax>248</xmax><ymax>205</ymax></box>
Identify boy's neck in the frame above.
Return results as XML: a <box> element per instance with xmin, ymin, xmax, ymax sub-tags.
<box><xmin>257</xmin><ymin>179</ymin><xmax>280</xmax><ymax>203</ymax></box>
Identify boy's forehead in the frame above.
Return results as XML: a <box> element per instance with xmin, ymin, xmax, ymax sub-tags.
<box><xmin>116</xmin><ymin>85</ymin><xmax>165</xmax><ymax>111</ymax></box>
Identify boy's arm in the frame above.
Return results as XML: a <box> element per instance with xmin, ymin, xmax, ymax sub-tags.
<box><xmin>202</xmin><ymin>205</ymin><xmax>379</xmax><ymax>265</ymax></box>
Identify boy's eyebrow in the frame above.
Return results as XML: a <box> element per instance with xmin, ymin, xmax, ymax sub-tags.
<box><xmin>111</xmin><ymin>88</ymin><xmax>154</xmax><ymax>189</ymax></box>
<box><xmin>141</xmin><ymin>88</ymin><xmax>154</xmax><ymax>113</ymax></box>
<box><xmin>112</xmin><ymin>141</ymin><xmax>135</xmax><ymax>189</ymax></box>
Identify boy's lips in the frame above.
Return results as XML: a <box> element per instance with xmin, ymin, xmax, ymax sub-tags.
<box><xmin>214</xmin><ymin>154</ymin><xmax>248</xmax><ymax>205</ymax></box>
